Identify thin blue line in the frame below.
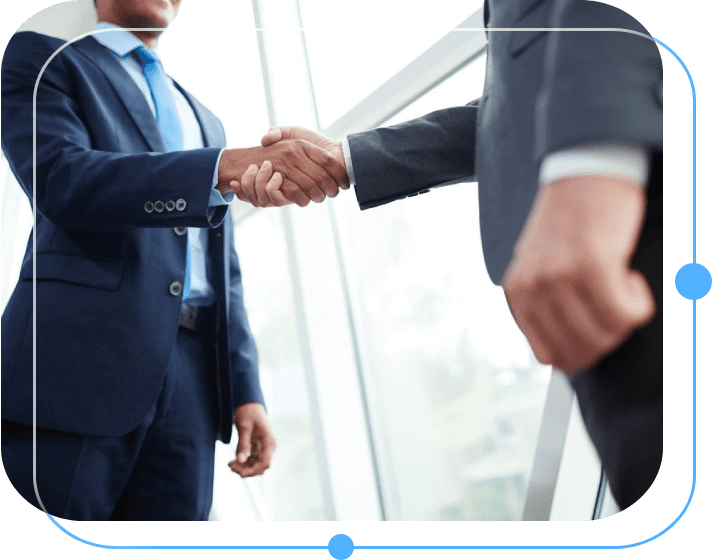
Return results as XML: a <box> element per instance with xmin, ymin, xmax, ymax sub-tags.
<box><xmin>45</xmin><ymin>35</ymin><xmax>695</xmax><ymax>553</ymax></box>
<box><xmin>653</xmin><ymin>38</ymin><xmax>696</xmax><ymax>263</ymax></box>
<box><xmin>47</xmin><ymin>512</ymin><xmax>327</xmax><ymax>550</ymax></box>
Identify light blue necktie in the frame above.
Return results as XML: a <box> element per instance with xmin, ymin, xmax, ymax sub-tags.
<box><xmin>136</xmin><ymin>46</ymin><xmax>191</xmax><ymax>300</ymax></box>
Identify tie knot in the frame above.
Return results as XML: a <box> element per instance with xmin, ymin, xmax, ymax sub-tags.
<box><xmin>135</xmin><ymin>45</ymin><xmax>159</xmax><ymax>67</ymax></box>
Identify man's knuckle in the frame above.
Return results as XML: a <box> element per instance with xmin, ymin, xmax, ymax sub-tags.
<box><xmin>519</xmin><ymin>274</ymin><xmax>541</xmax><ymax>295</ymax></box>
<box><xmin>532</xmin><ymin>347</ymin><xmax>552</xmax><ymax>365</ymax></box>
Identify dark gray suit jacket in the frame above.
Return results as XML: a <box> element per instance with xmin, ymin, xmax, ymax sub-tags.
<box><xmin>347</xmin><ymin>0</ymin><xmax>664</xmax><ymax>510</ymax></box>
<box><xmin>348</xmin><ymin>0</ymin><xmax>663</xmax><ymax>285</ymax></box>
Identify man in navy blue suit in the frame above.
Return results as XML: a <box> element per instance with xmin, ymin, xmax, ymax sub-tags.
<box><xmin>240</xmin><ymin>0</ymin><xmax>663</xmax><ymax>511</ymax></box>
<box><xmin>1</xmin><ymin>0</ymin><xmax>344</xmax><ymax>520</ymax></box>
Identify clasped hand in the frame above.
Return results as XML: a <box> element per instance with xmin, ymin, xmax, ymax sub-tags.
<box><xmin>219</xmin><ymin>127</ymin><xmax>348</xmax><ymax>208</ymax></box>
<box><xmin>501</xmin><ymin>176</ymin><xmax>656</xmax><ymax>375</ymax></box>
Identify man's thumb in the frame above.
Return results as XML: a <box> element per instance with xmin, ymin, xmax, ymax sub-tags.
<box><xmin>236</xmin><ymin>425</ymin><xmax>253</xmax><ymax>463</ymax></box>
<box><xmin>623</xmin><ymin>270</ymin><xmax>656</xmax><ymax>326</ymax></box>
<box><xmin>261</xmin><ymin>127</ymin><xmax>283</xmax><ymax>147</ymax></box>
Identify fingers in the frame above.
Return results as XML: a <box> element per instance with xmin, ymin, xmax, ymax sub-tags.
<box><xmin>261</xmin><ymin>128</ymin><xmax>347</xmax><ymax>195</ymax></box>
<box><xmin>233</xmin><ymin>136</ymin><xmax>345</xmax><ymax>207</ymax></box>
<box><xmin>537</xmin><ymin>282</ymin><xmax>611</xmax><ymax>372</ymax></box>
<box><xmin>231</xmin><ymin>161</ymin><xmax>287</xmax><ymax>208</ymax></box>
<box><xmin>504</xmin><ymin>262</ymin><xmax>656</xmax><ymax>375</ymax></box>
<box><xmin>259</xmin><ymin>140</ymin><xmax>330</xmax><ymax>203</ymax></box>
<box><xmin>299</xmin><ymin>142</ymin><xmax>343</xmax><ymax>198</ymax></box>
<box><xmin>264</xmin><ymin>172</ymin><xmax>289</xmax><ymax>207</ymax></box>
<box><xmin>230</xmin><ymin>180</ymin><xmax>248</xmax><ymax>203</ymax></box>
<box><xmin>231</xmin><ymin>165</ymin><xmax>309</xmax><ymax>208</ymax></box>
<box><xmin>229</xmin><ymin>424</ymin><xmax>277</xmax><ymax>478</ymax></box>
<box><xmin>238</xmin><ymin>163</ymin><xmax>260</xmax><ymax>204</ymax></box>
<box><xmin>504</xmin><ymin>287</ymin><xmax>555</xmax><ymax>366</ymax></box>
<box><xmin>279</xmin><ymin>178</ymin><xmax>311</xmax><ymax>207</ymax></box>
<box><xmin>229</xmin><ymin>403</ymin><xmax>277</xmax><ymax>478</ymax></box>
<box><xmin>610</xmin><ymin>268</ymin><xmax>657</xmax><ymax>328</ymax></box>
<box><xmin>254</xmin><ymin>160</ymin><xmax>276</xmax><ymax>207</ymax></box>
<box><xmin>229</xmin><ymin>436</ymin><xmax>276</xmax><ymax>478</ymax></box>
<box><xmin>232</xmin><ymin>420</ymin><xmax>253</xmax><ymax>469</ymax></box>
<box><xmin>289</xmin><ymin>165</ymin><xmax>327</xmax><ymax>203</ymax></box>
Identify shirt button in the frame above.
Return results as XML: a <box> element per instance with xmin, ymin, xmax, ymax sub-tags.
<box><xmin>144</xmin><ymin>201</ymin><xmax>154</xmax><ymax>213</ymax></box>
<box><xmin>165</xmin><ymin>200</ymin><xmax>176</xmax><ymax>212</ymax></box>
<box><xmin>154</xmin><ymin>200</ymin><xmax>165</xmax><ymax>213</ymax></box>
<box><xmin>173</xmin><ymin>227</ymin><xmax>187</xmax><ymax>236</ymax></box>
<box><xmin>176</xmin><ymin>199</ymin><xmax>187</xmax><ymax>211</ymax></box>
<box><xmin>169</xmin><ymin>281</ymin><xmax>183</xmax><ymax>296</ymax></box>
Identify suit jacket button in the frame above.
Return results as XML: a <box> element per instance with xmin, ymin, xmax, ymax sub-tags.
<box><xmin>154</xmin><ymin>200</ymin><xmax>165</xmax><ymax>213</ymax></box>
<box><xmin>169</xmin><ymin>281</ymin><xmax>183</xmax><ymax>296</ymax></box>
<box><xmin>176</xmin><ymin>199</ymin><xmax>187</xmax><ymax>211</ymax></box>
<box><xmin>144</xmin><ymin>201</ymin><xmax>154</xmax><ymax>213</ymax></box>
<box><xmin>174</xmin><ymin>227</ymin><xmax>187</xmax><ymax>236</ymax></box>
<box><xmin>165</xmin><ymin>200</ymin><xmax>176</xmax><ymax>212</ymax></box>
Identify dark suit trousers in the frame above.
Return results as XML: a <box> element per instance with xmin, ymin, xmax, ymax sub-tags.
<box><xmin>570</xmin><ymin>154</ymin><xmax>663</xmax><ymax>510</ymax></box>
<box><xmin>2</xmin><ymin>325</ymin><xmax>219</xmax><ymax>521</ymax></box>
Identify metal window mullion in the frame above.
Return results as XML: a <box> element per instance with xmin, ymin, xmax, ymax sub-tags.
<box><xmin>323</xmin><ymin>8</ymin><xmax>487</xmax><ymax>139</ymax></box>
<box><xmin>281</xmin><ymin>206</ymin><xmax>338</xmax><ymax>521</ymax></box>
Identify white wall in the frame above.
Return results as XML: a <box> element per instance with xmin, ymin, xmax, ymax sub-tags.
<box><xmin>17</xmin><ymin>0</ymin><xmax>97</xmax><ymax>40</ymax></box>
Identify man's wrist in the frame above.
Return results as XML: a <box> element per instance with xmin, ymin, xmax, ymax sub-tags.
<box><xmin>212</xmin><ymin>148</ymin><xmax>234</xmax><ymax>202</ymax></box>
<box><xmin>217</xmin><ymin>147</ymin><xmax>261</xmax><ymax>192</ymax></box>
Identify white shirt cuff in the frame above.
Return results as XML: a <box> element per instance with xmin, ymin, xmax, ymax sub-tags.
<box><xmin>539</xmin><ymin>143</ymin><xmax>649</xmax><ymax>187</ymax></box>
<box><xmin>342</xmin><ymin>138</ymin><xmax>356</xmax><ymax>186</ymax></box>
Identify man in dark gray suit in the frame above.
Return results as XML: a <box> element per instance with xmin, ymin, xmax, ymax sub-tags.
<box><xmin>235</xmin><ymin>0</ymin><xmax>663</xmax><ymax>511</ymax></box>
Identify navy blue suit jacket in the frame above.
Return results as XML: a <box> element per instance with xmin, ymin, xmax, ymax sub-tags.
<box><xmin>1</xmin><ymin>32</ymin><xmax>262</xmax><ymax>443</ymax></box>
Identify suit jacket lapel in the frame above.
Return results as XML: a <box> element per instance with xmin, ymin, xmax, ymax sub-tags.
<box><xmin>172</xmin><ymin>82</ymin><xmax>226</xmax><ymax>149</ymax></box>
<box><xmin>72</xmin><ymin>36</ymin><xmax>166</xmax><ymax>153</ymax></box>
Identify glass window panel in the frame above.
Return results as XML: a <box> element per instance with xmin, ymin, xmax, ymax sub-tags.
<box><xmin>333</xmin><ymin>59</ymin><xmax>551</xmax><ymax>520</ymax></box>
<box><xmin>158</xmin><ymin>0</ymin><xmax>270</xmax><ymax>148</ymax></box>
<box><xmin>298</xmin><ymin>0</ymin><xmax>484</xmax><ymax>129</ymax></box>
<box><xmin>380</xmin><ymin>56</ymin><xmax>486</xmax><ymax>127</ymax></box>
<box><xmin>160</xmin><ymin>3</ymin><xmax>325</xmax><ymax>520</ymax></box>
<box><xmin>226</xmin><ymin>209</ymin><xmax>326</xmax><ymax>521</ymax></box>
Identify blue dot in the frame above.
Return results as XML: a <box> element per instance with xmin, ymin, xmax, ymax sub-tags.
<box><xmin>676</xmin><ymin>263</ymin><xmax>712</xmax><ymax>300</ymax></box>
<box><xmin>328</xmin><ymin>534</ymin><xmax>354</xmax><ymax>560</ymax></box>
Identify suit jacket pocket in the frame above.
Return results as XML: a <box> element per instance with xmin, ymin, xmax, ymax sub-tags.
<box><xmin>21</xmin><ymin>253</ymin><xmax>125</xmax><ymax>290</ymax></box>
<box><xmin>509</xmin><ymin>0</ymin><xmax>551</xmax><ymax>58</ymax></box>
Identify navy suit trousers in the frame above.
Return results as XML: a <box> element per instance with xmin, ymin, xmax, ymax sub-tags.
<box><xmin>2</xmin><ymin>326</ymin><xmax>219</xmax><ymax>521</ymax></box>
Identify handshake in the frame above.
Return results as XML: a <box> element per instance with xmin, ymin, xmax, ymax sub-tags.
<box><xmin>217</xmin><ymin>127</ymin><xmax>347</xmax><ymax>208</ymax></box>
